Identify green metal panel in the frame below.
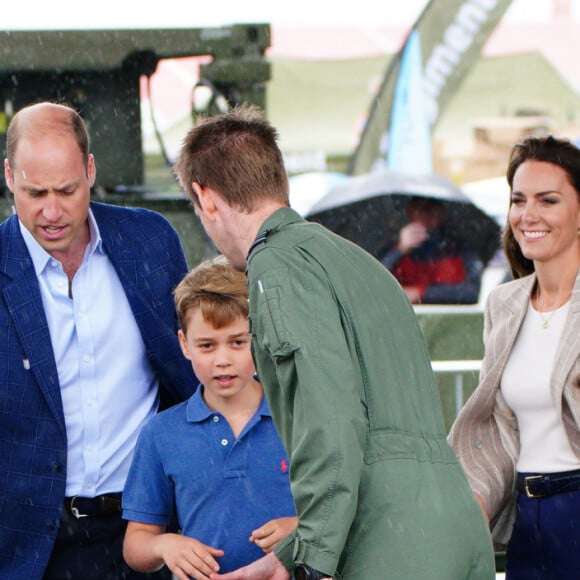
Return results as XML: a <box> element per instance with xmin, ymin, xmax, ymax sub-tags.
<box><xmin>0</xmin><ymin>26</ymin><xmax>271</xmax><ymax>72</ymax></box>
<box><xmin>0</xmin><ymin>25</ymin><xmax>271</xmax><ymax>192</ymax></box>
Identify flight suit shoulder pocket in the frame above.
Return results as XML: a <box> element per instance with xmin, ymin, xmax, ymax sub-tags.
<box><xmin>251</xmin><ymin>279</ymin><xmax>297</xmax><ymax>359</ymax></box>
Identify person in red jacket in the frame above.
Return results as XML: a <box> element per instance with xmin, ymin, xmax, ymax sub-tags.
<box><xmin>381</xmin><ymin>196</ymin><xmax>484</xmax><ymax>304</ymax></box>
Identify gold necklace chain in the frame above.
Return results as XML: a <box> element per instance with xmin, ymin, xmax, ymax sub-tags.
<box><xmin>537</xmin><ymin>308</ymin><xmax>556</xmax><ymax>330</ymax></box>
<box><xmin>536</xmin><ymin>287</ymin><xmax>572</xmax><ymax>329</ymax></box>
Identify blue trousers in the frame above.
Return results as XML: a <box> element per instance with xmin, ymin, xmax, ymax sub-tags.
<box><xmin>505</xmin><ymin>488</ymin><xmax>580</xmax><ymax>579</ymax></box>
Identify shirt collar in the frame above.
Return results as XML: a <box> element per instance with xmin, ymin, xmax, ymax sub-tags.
<box><xmin>186</xmin><ymin>382</ymin><xmax>271</xmax><ymax>423</ymax></box>
<box><xmin>246</xmin><ymin>206</ymin><xmax>303</xmax><ymax>261</ymax></box>
<box><xmin>19</xmin><ymin>208</ymin><xmax>104</xmax><ymax>276</ymax></box>
<box><xmin>186</xmin><ymin>386</ymin><xmax>214</xmax><ymax>422</ymax></box>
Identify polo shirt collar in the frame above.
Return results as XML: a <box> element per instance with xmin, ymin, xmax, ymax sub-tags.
<box><xmin>186</xmin><ymin>383</ymin><xmax>272</xmax><ymax>423</ymax></box>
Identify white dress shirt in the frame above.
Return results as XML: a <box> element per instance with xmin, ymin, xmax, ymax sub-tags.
<box><xmin>20</xmin><ymin>210</ymin><xmax>159</xmax><ymax>496</ymax></box>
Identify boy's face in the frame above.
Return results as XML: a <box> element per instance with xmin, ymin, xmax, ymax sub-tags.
<box><xmin>178</xmin><ymin>310</ymin><xmax>256</xmax><ymax>403</ymax></box>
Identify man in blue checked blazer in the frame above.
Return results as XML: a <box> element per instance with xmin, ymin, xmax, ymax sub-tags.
<box><xmin>0</xmin><ymin>102</ymin><xmax>197</xmax><ymax>579</ymax></box>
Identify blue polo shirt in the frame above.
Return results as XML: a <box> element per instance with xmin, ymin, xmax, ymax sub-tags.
<box><xmin>122</xmin><ymin>385</ymin><xmax>295</xmax><ymax>572</ymax></box>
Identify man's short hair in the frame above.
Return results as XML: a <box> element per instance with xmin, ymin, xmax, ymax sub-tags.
<box><xmin>174</xmin><ymin>104</ymin><xmax>289</xmax><ymax>212</ymax></box>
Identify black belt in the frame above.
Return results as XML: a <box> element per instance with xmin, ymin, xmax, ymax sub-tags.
<box><xmin>64</xmin><ymin>493</ymin><xmax>122</xmax><ymax>519</ymax></box>
<box><xmin>516</xmin><ymin>469</ymin><xmax>580</xmax><ymax>499</ymax></box>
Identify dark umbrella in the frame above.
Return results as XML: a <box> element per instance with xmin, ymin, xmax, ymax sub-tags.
<box><xmin>305</xmin><ymin>168</ymin><xmax>502</xmax><ymax>265</ymax></box>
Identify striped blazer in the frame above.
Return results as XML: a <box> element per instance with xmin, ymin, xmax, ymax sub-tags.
<box><xmin>449</xmin><ymin>271</ymin><xmax>580</xmax><ymax>548</ymax></box>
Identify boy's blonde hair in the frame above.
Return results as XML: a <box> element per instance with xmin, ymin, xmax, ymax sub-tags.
<box><xmin>174</xmin><ymin>255</ymin><xmax>249</xmax><ymax>332</ymax></box>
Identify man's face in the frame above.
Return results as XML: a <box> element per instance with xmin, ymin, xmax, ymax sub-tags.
<box><xmin>5</xmin><ymin>133</ymin><xmax>95</xmax><ymax>260</ymax></box>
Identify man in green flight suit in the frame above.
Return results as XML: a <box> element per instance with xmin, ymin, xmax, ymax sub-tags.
<box><xmin>174</xmin><ymin>104</ymin><xmax>495</xmax><ymax>580</ymax></box>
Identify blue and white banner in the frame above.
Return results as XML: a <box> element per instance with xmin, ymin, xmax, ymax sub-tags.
<box><xmin>387</xmin><ymin>30</ymin><xmax>432</xmax><ymax>174</ymax></box>
<box><xmin>350</xmin><ymin>0</ymin><xmax>514</xmax><ymax>176</ymax></box>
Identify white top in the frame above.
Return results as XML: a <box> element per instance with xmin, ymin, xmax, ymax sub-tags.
<box><xmin>501</xmin><ymin>300</ymin><xmax>580</xmax><ymax>473</ymax></box>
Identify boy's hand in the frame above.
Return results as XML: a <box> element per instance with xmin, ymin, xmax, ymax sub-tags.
<box><xmin>249</xmin><ymin>516</ymin><xmax>298</xmax><ymax>553</ymax></box>
<box><xmin>210</xmin><ymin>551</ymin><xmax>290</xmax><ymax>579</ymax></box>
<box><xmin>157</xmin><ymin>533</ymin><xmax>224</xmax><ymax>580</ymax></box>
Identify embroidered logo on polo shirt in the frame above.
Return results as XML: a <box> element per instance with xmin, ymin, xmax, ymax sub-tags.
<box><xmin>280</xmin><ymin>459</ymin><xmax>288</xmax><ymax>473</ymax></box>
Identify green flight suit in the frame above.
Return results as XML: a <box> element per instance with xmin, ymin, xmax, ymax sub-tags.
<box><xmin>247</xmin><ymin>208</ymin><xmax>494</xmax><ymax>579</ymax></box>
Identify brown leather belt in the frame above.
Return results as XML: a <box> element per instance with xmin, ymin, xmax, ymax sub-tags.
<box><xmin>64</xmin><ymin>493</ymin><xmax>122</xmax><ymax>518</ymax></box>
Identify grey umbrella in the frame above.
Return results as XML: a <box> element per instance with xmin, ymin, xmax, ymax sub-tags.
<box><xmin>305</xmin><ymin>168</ymin><xmax>502</xmax><ymax>266</ymax></box>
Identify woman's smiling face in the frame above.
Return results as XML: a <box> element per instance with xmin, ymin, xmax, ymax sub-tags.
<box><xmin>509</xmin><ymin>159</ymin><xmax>580</xmax><ymax>267</ymax></box>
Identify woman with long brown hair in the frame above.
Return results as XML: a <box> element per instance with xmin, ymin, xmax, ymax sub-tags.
<box><xmin>450</xmin><ymin>135</ymin><xmax>580</xmax><ymax>579</ymax></box>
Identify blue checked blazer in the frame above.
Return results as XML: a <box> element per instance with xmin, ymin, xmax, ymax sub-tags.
<box><xmin>0</xmin><ymin>201</ymin><xmax>197</xmax><ymax>578</ymax></box>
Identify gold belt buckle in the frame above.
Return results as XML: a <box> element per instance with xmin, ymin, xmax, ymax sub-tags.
<box><xmin>524</xmin><ymin>475</ymin><xmax>545</xmax><ymax>499</ymax></box>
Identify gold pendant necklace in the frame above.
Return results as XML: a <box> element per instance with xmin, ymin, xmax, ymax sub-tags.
<box><xmin>538</xmin><ymin>309</ymin><xmax>555</xmax><ymax>330</ymax></box>
<box><xmin>536</xmin><ymin>287</ymin><xmax>572</xmax><ymax>329</ymax></box>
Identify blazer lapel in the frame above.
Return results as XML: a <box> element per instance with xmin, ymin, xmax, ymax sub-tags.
<box><xmin>0</xmin><ymin>217</ymin><xmax>66</xmax><ymax>433</ymax></box>
<box><xmin>94</xmin><ymin>206</ymin><xmax>165</xmax><ymax>347</ymax></box>
<box><xmin>483</xmin><ymin>276</ymin><xmax>535</xmax><ymax>392</ymax></box>
<box><xmin>550</xmin><ymin>272</ymin><xmax>580</xmax><ymax>412</ymax></box>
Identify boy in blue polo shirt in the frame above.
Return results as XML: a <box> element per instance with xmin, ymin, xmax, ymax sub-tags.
<box><xmin>122</xmin><ymin>256</ymin><xmax>296</xmax><ymax>579</ymax></box>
